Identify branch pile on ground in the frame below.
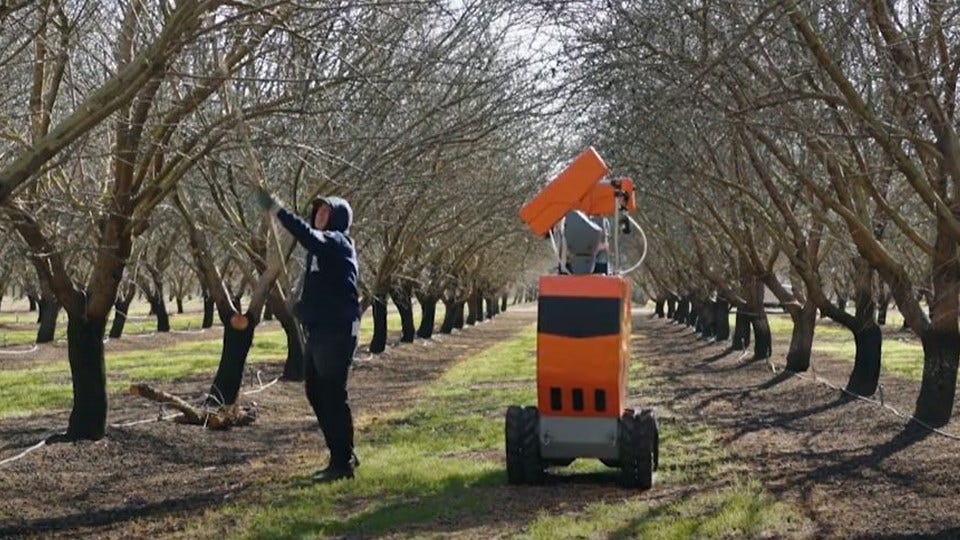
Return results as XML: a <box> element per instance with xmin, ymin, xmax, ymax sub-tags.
<box><xmin>129</xmin><ymin>383</ymin><xmax>257</xmax><ymax>429</ymax></box>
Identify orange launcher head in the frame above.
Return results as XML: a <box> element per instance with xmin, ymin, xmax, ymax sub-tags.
<box><xmin>519</xmin><ymin>147</ymin><xmax>634</xmax><ymax>236</ymax></box>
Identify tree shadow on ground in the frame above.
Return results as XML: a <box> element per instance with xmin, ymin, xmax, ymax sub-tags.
<box><xmin>724</xmin><ymin>394</ymin><xmax>853</xmax><ymax>444</ymax></box>
<box><xmin>0</xmin><ymin>490</ymin><xmax>228</xmax><ymax>537</ymax></box>
<box><xmin>803</xmin><ymin>422</ymin><xmax>932</xmax><ymax>485</ymax></box>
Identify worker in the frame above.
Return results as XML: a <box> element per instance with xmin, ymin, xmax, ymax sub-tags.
<box><xmin>256</xmin><ymin>187</ymin><xmax>361</xmax><ymax>482</ymax></box>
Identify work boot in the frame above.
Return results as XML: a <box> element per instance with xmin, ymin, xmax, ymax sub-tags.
<box><xmin>312</xmin><ymin>464</ymin><xmax>354</xmax><ymax>483</ymax></box>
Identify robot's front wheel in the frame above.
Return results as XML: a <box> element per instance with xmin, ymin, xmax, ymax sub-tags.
<box><xmin>505</xmin><ymin>405</ymin><xmax>544</xmax><ymax>485</ymax></box>
<box><xmin>619</xmin><ymin>408</ymin><xmax>658</xmax><ymax>489</ymax></box>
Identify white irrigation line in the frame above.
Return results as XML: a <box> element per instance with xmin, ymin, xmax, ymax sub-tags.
<box><xmin>0</xmin><ymin>440</ymin><xmax>47</xmax><ymax>467</ymax></box>
<box><xmin>0</xmin><ymin>344</ymin><xmax>39</xmax><ymax>355</ymax></box>
<box><xmin>762</xmin><ymin>353</ymin><xmax>960</xmax><ymax>441</ymax></box>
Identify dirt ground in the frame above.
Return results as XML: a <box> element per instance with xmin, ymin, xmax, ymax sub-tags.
<box><xmin>637</xmin><ymin>315</ymin><xmax>960</xmax><ymax>539</ymax></box>
<box><xmin>2</xmin><ymin>308</ymin><xmax>960</xmax><ymax>538</ymax></box>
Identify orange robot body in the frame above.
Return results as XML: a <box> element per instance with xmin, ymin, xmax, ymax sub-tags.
<box><xmin>536</xmin><ymin>275</ymin><xmax>631</xmax><ymax>418</ymax></box>
<box><xmin>506</xmin><ymin>147</ymin><xmax>657</xmax><ymax>489</ymax></box>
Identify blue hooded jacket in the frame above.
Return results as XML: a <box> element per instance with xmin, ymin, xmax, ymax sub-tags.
<box><xmin>275</xmin><ymin>196</ymin><xmax>360</xmax><ymax>334</ymax></box>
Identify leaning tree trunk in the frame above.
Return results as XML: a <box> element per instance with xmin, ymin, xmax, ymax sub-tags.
<box><xmin>713</xmin><ymin>299</ymin><xmax>730</xmax><ymax>341</ymax></box>
<box><xmin>784</xmin><ymin>305</ymin><xmax>817</xmax><ymax>372</ymax></box>
<box><xmin>731</xmin><ymin>308</ymin><xmax>752</xmax><ymax>350</ymax></box>
<box><xmin>267</xmin><ymin>292</ymin><xmax>304</xmax><ymax>382</ymax></box>
<box><xmin>36</xmin><ymin>297</ymin><xmax>61</xmax><ymax>344</ymax></box>
<box><xmin>417</xmin><ymin>296</ymin><xmax>438</xmax><ymax>339</ymax></box>
<box><xmin>201</xmin><ymin>291</ymin><xmax>215</xmax><ymax>329</ymax></box>
<box><xmin>65</xmin><ymin>316</ymin><xmax>109</xmax><ymax>440</ymax></box>
<box><xmin>369</xmin><ymin>296</ymin><xmax>388</xmax><ymax>354</ymax></box>
<box><xmin>108</xmin><ymin>297</ymin><xmax>134</xmax><ymax>339</ymax></box>
<box><xmin>390</xmin><ymin>288</ymin><xmax>416</xmax><ymax>343</ymax></box>
<box><xmin>205</xmin><ymin>312</ymin><xmax>258</xmax><ymax>406</ymax></box>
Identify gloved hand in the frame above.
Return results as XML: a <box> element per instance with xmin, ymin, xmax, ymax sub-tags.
<box><xmin>254</xmin><ymin>186</ymin><xmax>280</xmax><ymax>214</ymax></box>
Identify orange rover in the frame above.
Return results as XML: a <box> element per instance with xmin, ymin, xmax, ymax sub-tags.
<box><xmin>507</xmin><ymin>147</ymin><xmax>658</xmax><ymax>488</ymax></box>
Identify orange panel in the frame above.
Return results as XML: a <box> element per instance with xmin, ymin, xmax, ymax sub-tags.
<box><xmin>537</xmin><ymin>334</ymin><xmax>625</xmax><ymax>417</ymax></box>
<box><xmin>536</xmin><ymin>276</ymin><xmax>632</xmax><ymax>418</ymax></box>
<box><xmin>539</xmin><ymin>274</ymin><xmax>628</xmax><ymax>299</ymax></box>
<box><xmin>577</xmin><ymin>177</ymin><xmax>636</xmax><ymax>215</ymax></box>
<box><xmin>519</xmin><ymin>147</ymin><xmax>609</xmax><ymax>236</ymax></box>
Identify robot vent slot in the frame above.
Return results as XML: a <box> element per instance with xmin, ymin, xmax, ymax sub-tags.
<box><xmin>594</xmin><ymin>389</ymin><xmax>606</xmax><ymax>412</ymax></box>
<box><xmin>550</xmin><ymin>387</ymin><xmax>562</xmax><ymax>410</ymax></box>
<box><xmin>572</xmin><ymin>388</ymin><xmax>584</xmax><ymax>411</ymax></box>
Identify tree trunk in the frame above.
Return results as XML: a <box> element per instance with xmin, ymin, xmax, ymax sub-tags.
<box><xmin>474</xmin><ymin>293</ymin><xmax>485</xmax><ymax>323</ymax></box>
<box><xmin>268</xmin><ymin>292</ymin><xmax>304</xmax><ymax>382</ymax></box>
<box><xmin>699</xmin><ymin>301</ymin><xmax>716</xmax><ymax>339</ymax></box>
<box><xmin>915</xmin><ymin>329</ymin><xmax>960</xmax><ymax>426</ymax></box>
<box><xmin>666</xmin><ymin>295</ymin><xmax>677</xmax><ymax>318</ymax></box>
<box><xmin>913</xmin><ymin>218</ymin><xmax>960</xmax><ymax>427</ymax></box>
<box><xmin>36</xmin><ymin>297</ymin><xmax>61</xmax><ymax>344</ymax></box>
<box><xmin>752</xmin><ymin>315</ymin><xmax>772</xmax><ymax>360</ymax></box>
<box><xmin>686</xmin><ymin>299</ymin><xmax>699</xmax><ymax>328</ymax></box>
<box><xmin>390</xmin><ymin>288</ymin><xmax>416</xmax><ymax>343</ymax></box>
<box><xmin>454</xmin><ymin>301</ymin><xmax>466</xmax><ymax>329</ymax></box>
<box><xmin>843</xmin><ymin>259</ymin><xmax>882</xmax><ymax>396</ymax></box>
<box><xmin>876</xmin><ymin>286</ymin><xmax>890</xmax><ymax>326</ymax></box>
<box><xmin>654</xmin><ymin>299</ymin><xmax>665</xmax><ymax>318</ymax></box>
<box><xmin>417</xmin><ymin>297</ymin><xmax>438</xmax><ymax>339</ymax></box>
<box><xmin>785</xmin><ymin>306</ymin><xmax>816</xmax><ymax>372</ymax></box>
<box><xmin>262</xmin><ymin>302</ymin><xmax>274</xmax><ymax>321</ymax></box>
<box><xmin>205</xmin><ymin>313</ymin><xmax>258</xmax><ymax>406</ymax></box>
<box><xmin>500</xmin><ymin>295</ymin><xmax>507</xmax><ymax>312</ymax></box>
<box><xmin>713</xmin><ymin>300</ymin><xmax>730</xmax><ymax>341</ymax></box>
<box><xmin>674</xmin><ymin>298</ymin><xmax>689</xmax><ymax>324</ymax></box>
<box><xmin>439</xmin><ymin>298</ymin><xmax>456</xmax><ymax>334</ymax></box>
<box><xmin>65</xmin><ymin>316</ymin><xmax>108</xmax><ymax>440</ymax></box>
<box><xmin>202</xmin><ymin>292</ymin><xmax>215</xmax><ymax>329</ymax></box>
<box><xmin>148</xmin><ymin>294</ymin><xmax>170</xmax><ymax>333</ymax></box>
<box><xmin>486</xmin><ymin>296</ymin><xmax>496</xmax><ymax>318</ymax></box>
<box><xmin>108</xmin><ymin>297</ymin><xmax>133</xmax><ymax>339</ymax></box>
<box><xmin>176</xmin><ymin>296</ymin><xmax>184</xmax><ymax>314</ymax></box>
<box><xmin>369</xmin><ymin>296</ymin><xmax>388</xmax><ymax>354</ymax></box>
<box><xmin>27</xmin><ymin>294</ymin><xmax>37</xmax><ymax>312</ymax></box>
<box><xmin>466</xmin><ymin>293</ymin><xmax>478</xmax><ymax>325</ymax></box>
<box><xmin>732</xmin><ymin>308</ymin><xmax>752</xmax><ymax>350</ymax></box>
<box><xmin>845</xmin><ymin>324</ymin><xmax>882</xmax><ymax>395</ymax></box>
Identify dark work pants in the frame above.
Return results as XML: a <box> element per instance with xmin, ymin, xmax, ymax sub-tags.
<box><xmin>304</xmin><ymin>331</ymin><xmax>357</xmax><ymax>469</ymax></box>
